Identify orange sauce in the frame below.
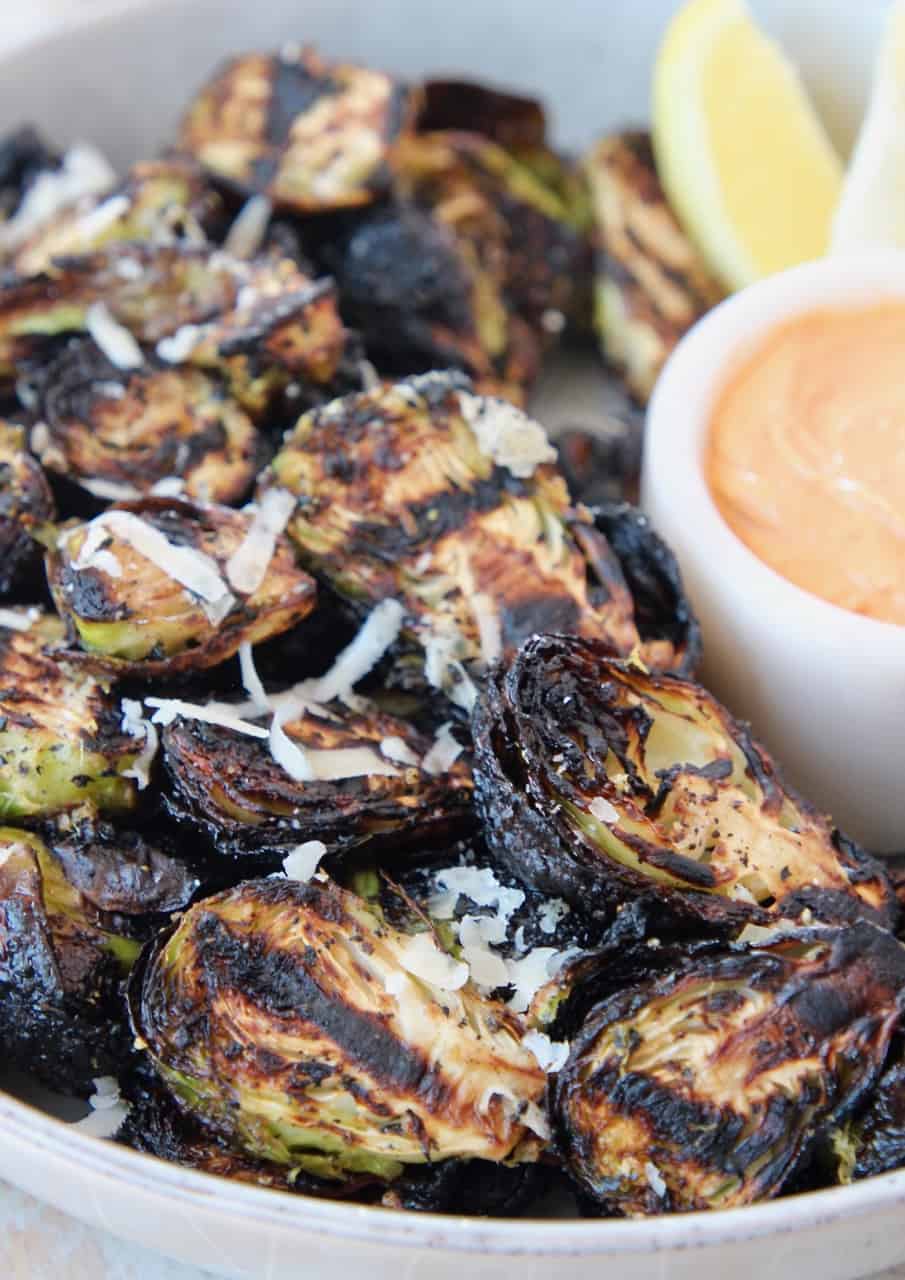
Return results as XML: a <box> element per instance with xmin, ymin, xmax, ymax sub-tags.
<box><xmin>706</xmin><ymin>303</ymin><xmax>905</xmax><ymax>626</ymax></box>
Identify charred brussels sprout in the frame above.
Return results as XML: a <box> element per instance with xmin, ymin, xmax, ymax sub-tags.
<box><xmin>473</xmin><ymin>634</ymin><xmax>895</xmax><ymax>929</ymax></box>
<box><xmin>584</xmin><ymin>132</ymin><xmax>723</xmax><ymax>404</ymax></box>
<box><xmin>552</xmin><ymin>924</ymin><xmax>905</xmax><ymax>1213</ymax></box>
<box><xmin>11</xmin><ymin>158</ymin><xmax>222</xmax><ymax>277</ymax></box>
<box><xmin>0</xmin><ymin>819</ymin><xmax>196</xmax><ymax>1093</ymax></box>
<box><xmin>47</xmin><ymin>497</ymin><xmax>316</xmax><ymax>675</ymax></box>
<box><xmin>416</xmin><ymin>80</ymin><xmax>548</xmax><ymax>151</ymax></box>
<box><xmin>162</xmin><ymin>698</ymin><xmax>473</xmax><ymax>863</ymax></box>
<box><xmin>0</xmin><ymin>244</ymin><xmax>346</xmax><ymax>409</ymax></box>
<box><xmin>270</xmin><ymin>374</ymin><xmax>643</xmax><ymax>708</ymax></box>
<box><xmin>0</xmin><ymin>612</ymin><xmax>140</xmax><ymax>818</ymax></box>
<box><xmin>0</xmin><ymin>421</ymin><xmax>55</xmax><ymax>597</ymax></box>
<box><xmin>131</xmin><ymin>877</ymin><xmax>546</xmax><ymax>1181</ymax></box>
<box><xmin>835</xmin><ymin>1051</ymin><xmax>905</xmax><ymax>1182</ymax></box>
<box><xmin>179</xmin><ymin>46</ymin><xmax>419</xmax><ymax>212</ymax></box>
<box><xmin>31</xmin><ymin>338</ymin><xmax>258</xmax><ymax>505</ymax></box>
<box><xmin>392</xmin><ymin>131</ymin><xmax>588</xmax><ymax>336</ymax></box>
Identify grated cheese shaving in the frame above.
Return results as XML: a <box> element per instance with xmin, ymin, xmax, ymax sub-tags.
<box><xmin>0</xmin><ymin>606</ymin><xmax>39</xmax><ymax>632</ymax></box>
<box><xmin>421</xmin><ymin>722</ymin><xmax>464</xmax><ymax>776</ymax></box>
<box><xmin>645</xmin><ymin>1162</ymin><xmax>668</xmax><ymax>1199</ymax></box>
<box><xmin>538</xmin><ymin>898</ymin><xmax>570</xmax><ymax>935</ymax></box>
<box><xmin>282</xmin><ymin>840</ymin><xmax>327</xmax><ymax>882</ymax></box>
<box><xmin>269</xmin><ymin>705</ymin><xmax>315</xmax><ymax>781</ymax></box>
<box><xmin>86</xmin><ymin>302</ymin><xmax>144</xmax><ymax>371</ymax></box>
<box><xmin>522</xmin><ymin>1029</ymin><xmax>570</xmax><ymax>1074</ymax></box>
<box><xmin>78</xmin><ymin>476</ymin><xmax>142</xmax><ymax>502</ymax></box>
<box><xmin>306</xmin><ymin>598</ymin><xmax>404</xmax><ymax>704</ymax></box>
<box><xmin>222</xmin><ymin>194</ymin><xmax>272</xmax><ymax>259</ymax></box>
<box><xmin>471</xmin><ymin>592</ymin><xmax>502</xmax><ymax>667</ymax></box>
<box><xmin>589</xmin><ymin>796</ymin><xmax>619</xmax><ymax>824</ymax></box>
<box><xmin>70</xmin><ymin>1074</ymin><xmax>130</xmax><ymax>1140</ymax></box>
<box><xmin>120</xmin><ymin>697</ymin><xmax>159</xmax><ymax>790</ymax></box>
<box><xmin>225</xmin><ymin>488</ymin><xmax>296</xmax><ymax>596</ymax></box>
<box><xmin>156</xmin><ymin>324</ymin><xmax>203</xmax><ymax>363</ymax></box>
<box><xmin>145</xmin><ymin>697</ymin><xmax>268</xmax><ymax>738</ymax></box>
<box><xmin>521</xmin><ymin>1101</ymin><xmax>551</xmax><ymax>1141</ymax></box>
<box><xmin>239</xmin><ymin>642</ymin><xmax>270</xmax><ymax>714</ymax></box>
<box><xmin>380</xmin><ymin>736</ymin><xmax>420</xmax><ymax>767</ymax></box>
<box><xmin>458</xmin><ymin>392</ymin><xmax>556</xmax><ymax>479</ymax></box>
<box><xmin>397</xmin><ymin>933</ymin><xmax>468</xmax><ymax>991</ymax></box>
<box><xmin>0</xmin><ymin>143</ymin><xmax>115</xmax><ymax>252</ymax></box>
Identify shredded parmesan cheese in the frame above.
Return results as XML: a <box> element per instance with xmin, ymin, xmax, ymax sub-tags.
<box><xmin>78</xmin><ymin>476</ymin><xmax>142</xmax><ymax>502</ymax></box>
<box><xmin>239</xmin><ymin>642</ymin><xmax>270</xmax><ymax>714</ymax></box>
<box><xmin>471</xmin><ymin>592</ymin><xmax>502</xmax><ymax>666</ymax></box>
<box><xmin>120</xmin><ymin>698</ymin><xmax>159</xmax><ymax>790</ymax></box>
<box><xmin>86</xmin><ymin>302</ymin><xmax>144</xmax><ymax>371</ymax></box>
<box><xmin>307</xmin><ymin>598</ymin><xmax>404</xmax><ymax>704</ymax></box>
<box><xmin>144</xmin><ymin>697</ymin><xmax>268</xmax><ymax>738</ymax></box>
<box><xmin>522</xmin><ymin>1029</ymin><xmax>570</xmax><ymax>1074</ymax></box>
<box><xmin>222</xmin><ymin>194</ymin><xmax>273</xmax><ymax>259</ymax></box>
<box><xmin>0</xmin><ymin>143</ymin><xmax>115</xmax><ymax>252</ymax></box>
<box><xmin>380</xmin><ymin>736</ymin><xmax>420</xmax><ymax>767</ymax></box>
<box><xmin>458</xmin><ymin>392</ymin><xmax>556</xmax><ymax>479</ymax></box>
<box><xmin>0</xmin><ymin>606</ymin><xmax>39</xmax><ymax>632</ymax></box>
<box><xmin>397</xmin><ymin>933</ymin><xmax>468</xmax><ymax>991</ymax></box>
<box><xmin>521</xmin><ymin>1101</ymin><xmax>551</xmax><ymax>1141</ymax></box>
<box><xmin>156</xmin><ymin>324</ymin><xmax>203</xmax><ymax>363</ymax></box>
<box><xmin>421</xmin><ymin>722</ymin><xmax>464</xmax><ymax>775</ymax></box>
<box><xmin>225</xmin><ymin>487</ymin><xmax>297</xmax><ymax>595</ymax></box>
<box><xmin>281</xmin><ymin>840</ymin><xmax>327</xmax><ymax>882</ymax></box>
<box><xmin>70</xmin><ymin>1074</ymin><xmax>130</xmax><ymax>1140</ymax></box>
<box><xmin>269</xmin><ymin>705</ymin><xmax>315</xmax><ymax>781</ymax></box>
<box><xmin>589</xmin><ymin>796</ymin><xmax>619</xmax><ymax>824</ymax></box>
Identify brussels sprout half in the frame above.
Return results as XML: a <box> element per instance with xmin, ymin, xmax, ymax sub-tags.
<box><xmin>130</xmin><ymin>876</ymin><xmax>546</xmax><ymax>1182</ymax></box>
<box><xmin>0</xmin><ymin>612</ymin><xmax>140</xmax><ymax>819</ymax></box>
<box><xmin>179</xmin><ymin>46</ymin><xmax>420</xmax><ymax>213</ymax></box>
<box><xmin>473</xmin><ymin>634</ymin><xmax>896</xmax><ymax>930</ymax></box>
<box><xmin>552</xmin><ymin>924</ymin><xmax>905</xmax><ymax>1213</ymax></box>
<box><xmin>270</xmin><ymin>374</ymin><xmax>644</xmax><ymax>708</ymax></box>
<box><xmin>162</xmin><ymin>698</ymin><xmax>474</xmax><ymax>864</ymax></box>
<box><xmin>392</xmin><ymin>130</ymin><xmax>589</xmax><ymax>333</ymax></box>
<box><xmin>31</xmin><ymin>338</ymin><xmax>259</xmax><ymax>505</ymax></box>
<box><xmin>0</xmin><ymin>244</ymin><xmax>346</xmax><ymax>409</ymax></box>
<box><xmin>0</xmin><ymin>420</ymin><xmax>56</xmax><ymax>598</ymax></box>
<box><xmin>0</xmin><ymin>818</ymin><xmax>196</xmax><ymax>1093</ymax></box>
<box><xmin>11</xmin><ymin>157</ymin><xmax>222</xmax><ymax>277</ymax></box>
<box><xmin>47</xmin><ymin>496</ymin><xmax>316</xmax><ymax>676</ymax></box>
<box><xmin>584</xmin><ymin>132</ymin><xmax>724</xmax><ymax>405</ymax></box>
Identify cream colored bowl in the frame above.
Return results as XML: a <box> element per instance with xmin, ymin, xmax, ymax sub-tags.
<box><xmin>643</xmin><ymin>253</ymin><xmax>905</xmax><ymax>853</ymax></box>
<box><xmin>1</xmin><ymin>1</ymin><xmax>904</xmax><ymax>1278</ymax></box>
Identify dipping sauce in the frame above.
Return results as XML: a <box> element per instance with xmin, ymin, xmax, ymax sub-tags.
<box><xmin>706</xmin><ymin>303</ymin><xmax>905</xmax><ymax>626</ymax></box>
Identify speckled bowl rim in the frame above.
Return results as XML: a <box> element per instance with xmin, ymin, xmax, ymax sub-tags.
<box><xmin>2</xmin><ymin>0</ymin><xmax>905</xmax><ymax>1259</ymax></box>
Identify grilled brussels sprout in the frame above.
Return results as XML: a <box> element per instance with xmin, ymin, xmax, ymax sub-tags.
<box><xmin>416</xmin><ymin>80</ymin><xmax>547</xmax><ymax>151</ymax></box>
<box><xmin>318</xmin><ymin>200</ymin><xmax>541</xmax><ymax>404</ymax></box>
<box><xmin>0</xmin><ymin>421</ymin><xmax>55</xmax><ymax>597</ymax></box>
<box><xmin>11</xmin><ymin>158</ymin><xmax>221</xmax><ymax>277</ymax></box>
<box><xmin>270</xmin><ymin>374</ymin><xmax>643</xmax><ymax>707</ymax></box>
<box><xmin>179</xmin><ymin>46</ymin><xmax>419</xmax><ymax>212</ymax></box>
<box><xmin>582</xmin><ymin>502</ymin><xmax>702</xmax><ymax>676</ymax></box>
<box><xmin>835</xmin><ymin>1050</ymin><xmax>905</xmax><ymax>1182</ymax></box>
<box><xmin>552</xmin><ymin>923</ymin><xmax>905</xmax><ymax>1213</ymax></box>
<box><xmin>47</xmin><ymin>497</ymin><xmax>316</xmax><ymax>675</ymax></box>
<box><xmin>393</xmin><ymin>131</ymin><xmax>587</xmax><ymax>334</ymax></box>
<box><xmin>162</xmin><ymin>698</ymin><xmax>473</xmax><ymax>863</ymax></box>
<box><xmin>0</xmin><ymin>612</ymin><xmax>141</xmax><ymax>818</ymax></box>
<box><xmin>585</xmin><ymin>132</ymin><xmax>723</xmax><ymax>404</ymax></box>
<box><xmin>131</xmin><ymin>876</ymin><xmax>546</xmax><ymax>1181</ymax></box>
<box><xmin>0</xmin><ymin>244</ymin><xmax>346</xmax><ymax>408</ymax></box>
<box><xmin>473</xmin><ymin>634</ymin><xmax>896</xmax><ymax>929</ymax></box>
<box><xmin>30</xmin><ymin>338</ymin><xmax>258</xmax><ymax>504</ymax></box>
<box><xmin>0</xmin><ymin>818</ymin><xmax>196</xmax><ymax>1093</ymax></box>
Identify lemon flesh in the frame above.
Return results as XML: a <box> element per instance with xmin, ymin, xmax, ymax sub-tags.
<box><xmin>832</xmin><ymin>0</ymin><xmax>905</xmax><ymax>253</ymax></box>
<box><xmin>653</xmin><ymin>0</ymin><xmax>843</xmax><ymax>290</ymax></box>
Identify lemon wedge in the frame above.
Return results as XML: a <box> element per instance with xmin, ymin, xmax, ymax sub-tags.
<box><xmin>652</xmin><ymin>0</ymin><xmax>843</xmax><ymax>290</ymax></box>
<box><xmin>832</xmin><ymin>0</ymin><xmax>905</xmax><ymax>253</ymax></box>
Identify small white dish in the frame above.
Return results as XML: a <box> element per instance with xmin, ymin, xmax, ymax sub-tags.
<box><xmin>643</xmin><ymin>252</ymin><xmax>905</xmax><ymax>853</ymax></box>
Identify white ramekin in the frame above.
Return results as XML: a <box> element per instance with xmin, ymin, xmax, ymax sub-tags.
<box><xmin>642</xmin><ymin>253</ymin><xmax>905</xmax><ymax>854</ymax></box>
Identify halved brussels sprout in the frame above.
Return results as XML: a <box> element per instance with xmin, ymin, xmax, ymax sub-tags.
<box><xmin>47</xmin><ymin>497</ymin><xmax>316</xmax><ymax>675</ymax></box>
<box><xmin>12</xmin><ymin>157</ymin><xmax>222</xmax><ymax>276</ymax></box>
<box><xmin>584</xmin><ymin>132</ymin><xmax>724</xmax><ymax>404</ymax></box>
<box><xmin>130</xmin><ymin>876</ymin><xmax>546</xmax><ymax>1182</ymax></box>
<box><xmin>473</xmin><ymin>634</ymin><xmax>896</xmax><ymax>929</ymax></box>
<box><xmin>0</xmin><ymin>817</ymin><xmax>196</xmax><ymax>1093</ymax></box>
<box><xmin>0</xmin><ymin>420</ymin><xmax>55</xmax><ymax>597</ymax></box>
<box><xmin>0</xmin><ymin>611</ymin><xmax>141</xmax><ymax>818</ymax></box>
<box><xmin>0</xmin><ymin>244</ymin><xmax>346</xmax><ymax>408</ymax></box>
<box><xmin>31</xmin><ymin>338</ymin><xmax>258</xmax><ymax>505</ymax></box>
<box><xmin>179</xmin><ymin>46</ymin><xmax>420</xmax><ymax>212</ymax></box>
<box><xmin>162</xmin><ymin>698</ymin><xmax>473</xmax><ymax>863</ymax></box>
<box><xmin>317</xmin><ymin>201</ymin><xmax>541</xmax><ymax>405</ymax></box>
<box><xmin>552</xmin><ymin>924</ymin><xmax>905</xmax><ymax>1213</ymax></box>
<box><xmin>270</xmin><ymin>374</ymin><xmax>643</xmax><ymax>708</ymax></box>
<box><xmin>392</xmin><ymin>131</ymin><xmax>588</xmax><ymax>334</ymax></box>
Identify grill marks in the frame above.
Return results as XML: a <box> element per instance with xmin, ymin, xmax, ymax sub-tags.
<box><xmin>161</xmin><ymin>703</ymin><xmax>474</xmax><ymax>862</ymax></box>
<box><xmin>553</xmin><ymin>925</ymin><xmax>905</xmax><ymax>1213</ymax></box>
<box><xmin>134</xmin><ymin>878</ymin><xmax>544</xmax><ymax>1176</ymax></box>
<box><xmin>473</xmin><ymin>634</ymin><xmax>896</xmax><ymax>929</ymax></box>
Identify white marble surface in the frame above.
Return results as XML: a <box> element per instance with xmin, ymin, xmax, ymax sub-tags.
<box><xmin>0</xmin><ymin>2</ymin><xmax>904</xmax><ymax>1278</ymax></box>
